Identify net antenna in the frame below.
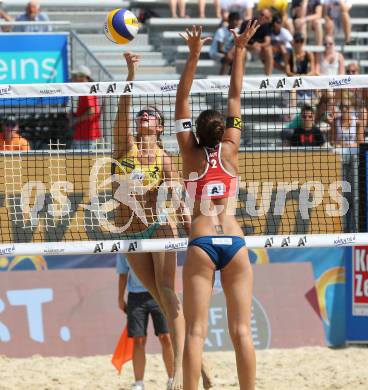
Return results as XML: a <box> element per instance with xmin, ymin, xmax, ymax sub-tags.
<box><xmin>0</xmin><ymin>75</ymin><xmax>367</xmax><ymax>255</ymax></box>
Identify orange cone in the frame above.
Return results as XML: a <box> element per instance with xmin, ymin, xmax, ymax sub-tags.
<box><xmin>111</xmin><ymin>324</ymin><xmax>134</xmax><ymax>374</ymax></box>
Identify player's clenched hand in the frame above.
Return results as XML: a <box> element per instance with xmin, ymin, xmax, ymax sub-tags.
<box><xmin>124</xmin><ymin>52</ymin><xmax>140</xmax><ymax>80</ymax></box>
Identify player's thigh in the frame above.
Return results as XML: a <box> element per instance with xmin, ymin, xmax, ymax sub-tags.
<box><xmin>183</xmin><ymin>246</ymin><xmax>215</xmax><ymax>328</ymax></box>
<box><xmin>127</xmin><ymin>293</ymin><xmax>150</xmax><ymax>337</ymax></box>
<box><xmin>151</xmin><ymin>224</ymin><xmax>178</xmax><ymax>290</ymax></box>
<box><xmin>127</xmin><ymin>252</ymin><xmax>157</xmax><ymax>293</ymax></box>
<box><xmin>220</xmin><ymin>247</ymin><xmax>253</xmax><ymax>331</ymax></box>
<box><xmin>148</xmin><ymin>298</ymin><xmax>170</xmax><ymax>335</ymax></box>
<box><xmin>152</xmin><ymin>251</ymin><xmax>177</xmax><ymax>291</ymax></box>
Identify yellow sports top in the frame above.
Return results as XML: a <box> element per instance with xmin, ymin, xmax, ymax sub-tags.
<box><xmin>258</xmin><ymin>0</ymin><xmax>288</xmax><ymax>12</ymax></box>
<box><xmin>115</xmin><ymin>144</ymin><xmax>164</xmax><ymax>191</ymax></box>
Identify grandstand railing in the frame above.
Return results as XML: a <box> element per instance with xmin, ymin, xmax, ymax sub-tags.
<box><xmin>0</xmin><ymin>20</ymin><xmax>71</xmax><ymax>29</ymax></box>
<box><xmin>70</xmin><ymin>30</ymin><xmax>113</xmax><ymax>82</ymax></box>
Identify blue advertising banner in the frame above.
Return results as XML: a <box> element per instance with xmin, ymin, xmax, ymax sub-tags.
<box><xmin>249</xmin><ymin>248</ymin><xmax>347</xmax><ymax>346</ymax></box>
<box><xmin>346</xmin><ymin>246</ymin><xmax>368</xmax><ymax>342</ymax></box>
<box><xmin>0</xmin><ymin>247</ymin><xmax>347</xmax><ymax>346</ymax></box>
<box><xmin>0</xmin><ymin>34</ymin><xmax>68</xmax><ymax>84</ymax></box>
<box><xmin>0</xmin><ymin>33</ymin><xmax>68</xmax><ymax>105</ymax></box>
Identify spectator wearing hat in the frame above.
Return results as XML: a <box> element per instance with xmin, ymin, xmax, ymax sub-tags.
<box><xmin>284</xmin><ymin>32</ymin><xmax>316</xmax><ymax>111</ymax></box>
<box><xmin>270</xmin><ymin>14</ymin><xmax>293</xmax><ymax>73</ymax></box>
<box><xmin>13</xmin><ymin>1</ymin><xmax>52</xmax><ymax>33</ymax></box>
<box><xmin>291</xmin><ymin>0</ymin><xmax>323</xmax><ymax>46</ymax></box>
<box><xmin>0</xmin><ymin>116</ymin><xmax>30</xmax><ymax>151</ymax></box>
<box><xmin>209</xmin><ymin>11</ymin><xmax>242</xmax><ymax>75</ymax></box>
<box><xmin>240</xmin><ymin>8</ymin><xmax>273</xmax><ymax>75</ymax></box>
<box><xmin>71</xmin><ymin>65</ymin><xmax>101</xmax><ymax>150</ymax></box>
<box><xmin>285</xmin><ymin>32</ymin><xmax>315</xmax><ymax>76</ymax></box>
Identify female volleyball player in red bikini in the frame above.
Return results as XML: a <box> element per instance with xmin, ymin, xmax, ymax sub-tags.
<box><xmin>175</xmin><ymin>22</ymin><xmax>259</xmax><ymax>390</ymax></box>
<box><xmin>112</xmin><ymin>53</ymin><xmax>212</xmax><ymax>390</ymax></box>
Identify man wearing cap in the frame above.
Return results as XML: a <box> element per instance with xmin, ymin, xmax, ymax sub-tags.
<box><xmin>71</xmin><ymin>65</ymin><xmax>101</xmax><ymax>150</ymax></box>
<box><xmin>0</xmin><ymin>116</ymin><xmax>30</xmax><ymax>151</ymax></box>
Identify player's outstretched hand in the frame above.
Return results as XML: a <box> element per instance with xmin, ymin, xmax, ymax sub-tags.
<box><xmin>231</xmin><ymin>20</ymin><xmax>260</xmax><ymax>48</ymax></box>
<box><xmin>179</xmin><ymin>25</ymin><xmax>212</xmax><ymax>56</ymax></box>
<box><xmin>124</xmin><ymin>52</ymin><xmax>140</xmax><ymax>80</ymax></box>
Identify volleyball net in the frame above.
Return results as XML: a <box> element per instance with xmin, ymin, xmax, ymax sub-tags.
<box><xmin>0</xmin><ymin>74</ymin><xmax>367</xmax><ymax>255</ymax></box>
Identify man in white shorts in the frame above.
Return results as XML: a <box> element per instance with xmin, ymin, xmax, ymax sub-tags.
<box><xmin>220</xmin><ymin>0</ymin><xmax>254</xmax><ymax>21</ymax></box>
<box><xmin>209</xmin><ymin>11</ymin><xmax>242</xmax><ymax>75</ymax></box>
<box><xmin>322</xmin><ymin>0</ymin><xmax>352</xmax><ymax>44</ymax></box>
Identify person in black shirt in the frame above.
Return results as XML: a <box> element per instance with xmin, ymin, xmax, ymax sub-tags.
<box><xmin>288</xmin><ymin>105</ymin><xmax>325</xmax><ymax>146</ymax></box>
<box><xmin>240</xmin><ymin>8</ymin><xmax>273</xmax><ymax>75</ymax></box>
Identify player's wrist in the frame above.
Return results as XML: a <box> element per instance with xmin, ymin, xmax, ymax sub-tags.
<box><xmin>188</xmin><ymin>51</ymin><xmax>201</xmax><ymax>59</ymax></box>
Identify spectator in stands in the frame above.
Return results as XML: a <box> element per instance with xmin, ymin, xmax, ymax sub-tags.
<box><xmin>0</xmin><ymin>116</ymin><xmax>30</xmax><ymax>151</ymax></box>
<box><xmin>209</xmin><ymin>12</ymin><xmax>242</xmax><ymax>75</ymax></box>
<box><xmin>346</xmin><ymin>61</ymin><xmax>359</xmax><ymax>76</ymax></box>
<box><xmin>13</xmin><ymin>0</ymin><xmax>52</xmax><ymax>33</ymax></box>
<box><xmin>241</xmin><ymin>8</ymin><xmax>273</xmax><ymax>75</ymax></box>
<box><xmin>340</xmin><ymin>62</ymin><xmax>368</xmax><ymax>133</ymax></box>
<box><xmin>291</xmin><ymin>0</ymin><xmax>323</xmax><ymax>46</ymax></box>
<box><xmin>284</xmin><ymin>32</ymin><xmax>316</xmax><ymax>109</ymax></box>
<box><xmin>315</xmin><ymin>35</ymin><xmax>345</xmax><ymax>76</ymax></box>
<box><xmin>0</xmin><ymin>2</ymin><xmax>13</xmax><ymax>32</ymax></box>
<box><xmin>323</xmin><ymin>0</ymin><xmax>352</xmax><ymax>44</ymax></box>
<box><xmin>71</xmin><ymin>65</ymin><xmax>101</xmax><ymax>150</ymax></box>
<box><xmin>117</xmin><ymin>255</ymin><xmax>174</xmax><ymax>390</ymax></box>
<box><xmin>327</xmin><ymin>100</ymin><xmax>365</xmax><ymax>147</ymax></box>
<box><xmin>199</xmin><ymin>0</ymin><xmax>221</xmax><ymax>18</ymax></box>
<box><xmin>257</xmin><ymin>0</ymin><xmax>293</xmax><ymax>33</ymax></box>
<box><xmin>285</xmin><ymin>32</ymin><xmax>315</xmax><ymax>76</ymax></box>
<box><xmin>218</xmin><ymin>0</ymin><xmax>254</xmax><ymax>22</ymax></box>
<box><xmin>169</xmin><ymin>0</ymin><xmax>186</xmax><ymax>18</ymax></box>
<box><xmin>315</xmin><ymin>89</ymin><xmax>337</xmax><ymax>127</ymax></box>
<box><xmin>270</xmin><ymin>14</ymin><xmax>293</xmax><ymax>73</ymax></box>
<box><xmin>283</xmin><ymin>104</ymin><xmax>325</xmax><ymax>146</ymax></box>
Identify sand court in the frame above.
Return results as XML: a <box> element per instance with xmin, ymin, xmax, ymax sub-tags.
<box><xmin>0</xmin><ymin>347</ymin><xmax>367</xmax><ymax>390</ymax></box>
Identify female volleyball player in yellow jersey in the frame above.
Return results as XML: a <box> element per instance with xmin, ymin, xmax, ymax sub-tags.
<box><xmin>175</xmin><ymin>22</ymin><xmax>259</xmax><ymax>390</ymax></box>
<box><xmin>112</xmin><ymin>53</ymin><xmax>212</xmax><ymax>390</ymax></box>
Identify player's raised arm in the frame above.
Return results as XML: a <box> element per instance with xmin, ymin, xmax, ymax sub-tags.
<box><xmin>223</xmin><ymin>20</ymin><xmax>259</xmax><ymax>150</ymax></box>
<box><xmin>175</xmin><ymin>26</ymin><xmax>211</xmax><ymax>156</ymax></box>
<box><xmin>113</xmin><ymin>52</ymin><xmax>139</xmax><ymax>159</ymax></box>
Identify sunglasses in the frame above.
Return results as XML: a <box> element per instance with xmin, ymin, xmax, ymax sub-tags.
<box><xmin>294</xmin><ymin>39</ymin><xmax>304</xmax><ymax>43</ymax></box>
<box><xmin>347</xmin><ymin>69</ymin><xmax>357</xmax><ymax>74</ymax></box>
<box><xmin>136</xmin><ymin>110</ymin><xmax>159</xmax><ymax>118</ymax></box>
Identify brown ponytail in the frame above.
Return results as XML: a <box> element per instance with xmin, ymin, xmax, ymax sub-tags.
<box><xmin>195</xmin><ymin>109</ymin><xmax>225</xmax><ymax>148</ymax></box>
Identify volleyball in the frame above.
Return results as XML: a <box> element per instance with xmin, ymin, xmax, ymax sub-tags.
<box><xmin>104</xmin><ymin>9</ymin><xmax>139</xmax><ymax>45</ymax></box>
